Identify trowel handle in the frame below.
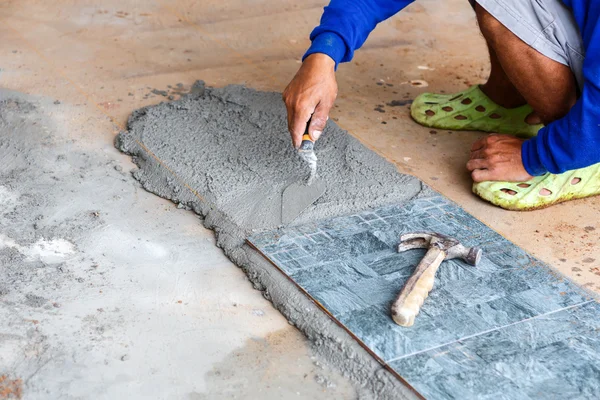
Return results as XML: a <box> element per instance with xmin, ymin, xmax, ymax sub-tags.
<box><xmin>299</xmin><ymin>118</ymin><xmax>315</xmax><ymax>152</ymax></box>
<box><xmin>299</xmin><ymin>133</ymin><xmax>314</xmax><ymax>151</ymax></box>
<box><xmin>391</xmin><ymin>247</ymin><xmax>446</xmax><ymax>327</ymax></box>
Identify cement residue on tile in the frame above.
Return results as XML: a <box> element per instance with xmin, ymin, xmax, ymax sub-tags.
<box><xmin>116</xmin><ymin>81</ymin><xmax>423</xmax><ymax>399</ymax></box>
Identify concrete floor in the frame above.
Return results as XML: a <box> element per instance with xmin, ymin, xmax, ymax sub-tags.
<box><xmin>0</xmin><ymin>90</ymin><xmax>354</xmax><ymax>400</ymax></box>
<box><xmin>0</xmin><ymin>0</ymin><xmax>598</xmax><ymax>398</ymax></box>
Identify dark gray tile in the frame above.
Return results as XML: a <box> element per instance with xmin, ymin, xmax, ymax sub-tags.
<box><xmin>444</xmin><ymin>270</ymin><xmax>531</xmax><ymax>307</ymax></box>
<box><xmin>371</xmin><ymin>227</ymin><xmax>406</xmax><ymax>247</ymax></box>
<box><xmin>337</xmin><ymin>306</ymin><xmax>415</xmax><ymax>359</ymax></box>
<box><xmin>529</xmin><ymin>341</ymin><xmax>600</xmax><ymax>399</ymax></box>
<box><xmin>361</xmin><ymin>212</ymin><xmax>380</xmax><ymax>221</ymax></box>
<box><xmin>346</xmin><ymin>276</ymin><xmax>402</xmax><ymax>309</ymax></box>
<box><xmin>434</xmin><ymin>306</ymin><xmax>493</xmax><ymax>338</ymax></box>
<box><xmin>429</xmin><ymin>196</ymin><xmax>448</xmax><ymax>205</ymax></box>
<box><xmin>279</xmin><ymin>258</ymin><xmax>306</xmax><ymax>273</ymax></box>
<box><xmin>289</xmin><ymin>235</ymin><xmax>313</xmax><ymax>249</ymax></box>
<box><xmin>395</xmin><ymin>312</ymin><xmax>457</xmax><ymax>355</ymax></box>
<box><xmin>418</xmin><ymin>287</ymin><xmax>463</xmax><ymax>318</ymax></box>
<box><xmin>455</xmin><ymin>369</ymin><xmax>527</xmax><ymax>400</ymax></box>
<box><xmin>312</xmin><ymin>285</ymin><xmax>370</xmax><ymax>316</ymax></box>
<box><xmin>290</xmin><ymin>259</ymin><xmax>377</xmax><ymax>294</ymax></box>
<box><xmin>307</xmin><ymin>231</ymin><xmax>332</xmax><ymax>245</ymax></box>
<box><xmin>391</xmin><ymin>351</ymin><xmax>444</xmax><ymax>381</ymax></box>
<box><xmin>365</xmin><ymin>218</ymin><xmax>389</xmax><ymax>231</ymax></box>
<box><xmin>471</xmin><ymin>295</ymin><xmax>539</xmax><ymax>327</ymax></box>
<box><xmin>365</xmin><ymin>252</ymin><xmax>419</xmax><ymax>277</ymax></box>
<box><xmin>391</xmin><ymin>303</ymin><xmax>600</xmax><ymax>399</ymax></box>
<box><xmin>523</xmin><ymin>378</ymin><xmax>581</xmax><ymax>400</ymax></box>
<box><xmin>374</xmin><ymin>205</ymin><xmax>404</xmax><ymax>218</ymax></box>
<box><xmin>248</xmin><ymin>196</ymin><xmax>600</xmax><ymax>400</ymax></box>
<box><xmin>294</xmin><ymin>223</ymin><xmax>321</xmax><ymax>235</ymax></box>
<box><xmin>259</xmin><ymin>238</ymin><xmax>296</xmax><ymax>254</ymax></box>
<box><xmin>508</xmin><ymin>288</ymin><xmax>563</xmax><ymax>314</ymax></box>
<box><xmin>435</xmin><ymin>258</ymin><xmax>481</xmax><ymax>282</ymax></box>
<box><xmin>485</xmin><ymin>246</ymin><xmax>534</xmax><ymax>269</ymax></box>
<box><xmin>427</xmin><ymin>344</ymin><xmax>487</xmax><ymax>375</ymax></box>
<box><xmin>320</xmin><ymin>217</ymin><xmax>367</xmax><ymax>239</ymax></box>
<box><xmin>405</xmin><ymin>373</ymin><xmax>479</xmax><ymax>400</ymax></box>
<box><xmin>346</xmin><ymin>231</ymin><xmax>392</xmax><ymax>256</ymax></box>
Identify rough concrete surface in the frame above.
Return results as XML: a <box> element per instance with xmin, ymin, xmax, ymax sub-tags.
<box><xmin>3</xmin><ymin>0</ymin><xmax>598</xmax><ymax>297</ymax></box>
<box><xmin>1</xmin><ymin>0</ymin><xmax>598</xmax><ymax>398</ymax></box>
<box><xmin>117</xmin><ymin>82</ymin><xmax>422</xmax><ymax>233</ymax></box>
<box><xmin>0</xmin><ymin>89</ymin><xmax>359</xmax><ymax>399</ymax></box>
<box><xmin>117</xmin><ymin>82</ymin><xmax>427</xmax><ymax>399</ymax></box>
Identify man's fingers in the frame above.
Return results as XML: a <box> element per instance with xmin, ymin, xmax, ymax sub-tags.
<box><xmin>471</xmin><ymin>168</ymin><xmax>493</xmax><ymax>182</ymax></box>
<box><xmin>290</xmin><ymin>108</ymin><xmax>313</xmax><ymax>148</ymax></box>
<box><xmin>471</xmin><ymin>133</ymin><xmax>506</xmax><ymax>151</ymax></box>
<box><xmin>285</xmin><ymin>103</ymin><xmax>300</xmax><ymax>148</ymax></box>
<box><xmin>308</xmin><ymin>101</ymin><xmax>332</xmax><ymax>141</ymax></box>
<box><xmin>286</xmin><ymin>104</ymin><xmax>293</xmax><ymax>133</ymax></box>
<box><xmin>471</xmin><ymin>137</ymin><xmax>486</xmax><ymax>152</ymax></box>
<box><xmin>469</xmin><ymin>149</ymin><xmax>487</xmax><ymax>160</ymax></box>
<box><xmin>466</xmin><ymin>159</ymin><xmax>488</xmax><ymax>171</ymax></box>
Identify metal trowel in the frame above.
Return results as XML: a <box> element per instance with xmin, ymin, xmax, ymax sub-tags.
<box><xmin>281</xmin><ymin>129</ymin><xmax>327</xmax><ymax>225</ymax></box>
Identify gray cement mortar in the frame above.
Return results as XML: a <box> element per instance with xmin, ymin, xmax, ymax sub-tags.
<box><xmin>116</xmin><ymin>82</ymin><xmax>427</xmax><ymax>399</ymax></box>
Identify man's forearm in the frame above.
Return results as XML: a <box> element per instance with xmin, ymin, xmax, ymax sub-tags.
<box><xmin>521</xmin><ymin>3</ymin><xmax>599</xmax><ymax>175</ymax></box>
<box><xmin>303</xmin><ymin>0</ymin><xmax>414</xmax><ymax>67</ymax></box>
<box><xmin>522</xmin><ymin>58</ymin><xmax>600</xmax><ymax>175</ymax></box>
<box><xmin>523</xmin><ymin>96</ymin><xmax>600</xmax><ymax>175</ymax></box>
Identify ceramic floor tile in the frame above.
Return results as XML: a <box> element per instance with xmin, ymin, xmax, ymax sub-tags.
<box><xmin>248</xmin><ymin>194</ymin><xmax>600</xmax><ymax>399</ymax></box>
<box><xmin>290</xmin><ymin>259</ymin><xmax>378</xmax><ymax>295</ymax></box>
<box><xmin>390</xmin><ymin>302</ymin><xmax>600</xmax><ymax>399</ymax></box>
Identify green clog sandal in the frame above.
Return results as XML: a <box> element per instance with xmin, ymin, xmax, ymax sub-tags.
<box><xmin>411</xmin><ymin>85</ymin><xmax>543</xmax><ymax>138</ymax></box>
<box><xmin>473</xmin><ymin>164</ymin><xmax>600</xmax><ymax>211</ymax></box>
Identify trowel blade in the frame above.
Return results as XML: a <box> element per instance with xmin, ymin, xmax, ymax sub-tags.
<box><xmin>281</xmin><ymin>177</ymin><xmax>326</xmax><ymax>225</ymax></box>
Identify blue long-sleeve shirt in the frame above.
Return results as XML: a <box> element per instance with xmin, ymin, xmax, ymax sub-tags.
<box><xmin>304</xmin><ymin>0</ymin><xmax>600</xmax><ymax>175</ymax></box>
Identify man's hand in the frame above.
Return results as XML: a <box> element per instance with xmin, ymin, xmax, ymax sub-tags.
<box><xmin>467</xmin><ymin>134</ymin><xmax>534</xmax><ymax>182</ymax></box>
<box><xmin>283</xmin><ymin>53</ymin><xmax>337</xmax><ymax>148</ymax></box>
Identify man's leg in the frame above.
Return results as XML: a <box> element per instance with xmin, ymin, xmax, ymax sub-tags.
<box><xmin>479</xmin><ymin>46</ymin><xmax>528</xmax><ymax>110</ymax></box>
<box><xmin>409</xmin><ymin>6</ymin><xmax>547</xmax><ymax>138</ymax></box>
<box><xmin>468</xmin><ymin>3</ymin><xmax>599</xmax><ymax>211</ymax></box>
<box><xmin>474</xmin><ymin>3</ymin><xmax>578</xmax><ymax>125</ymax></box>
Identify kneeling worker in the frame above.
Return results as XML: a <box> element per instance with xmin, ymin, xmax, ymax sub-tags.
<box><xmin>283</xmin><ymin>0</ymin><xmax>599</xmax><ymax>210</ymax></box>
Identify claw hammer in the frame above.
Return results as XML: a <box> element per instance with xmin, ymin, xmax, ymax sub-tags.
<box><xmin>391</xmin><ymin>232</ymin><xmax>483</xmax><ymax>327</ymax></box>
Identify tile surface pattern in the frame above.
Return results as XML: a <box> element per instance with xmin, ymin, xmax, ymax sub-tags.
<box><xmin>249</xmin><ymin>195</ymin><xmax>600</xmax><ymax>399</ymax></box>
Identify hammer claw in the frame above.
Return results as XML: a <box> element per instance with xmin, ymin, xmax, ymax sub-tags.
<box><xmin>399</xmin><ymin>232</ymin><xmax>434</xmax><ymax>243</ymax></box>
<box><xmin>397</xmin><ymin>237</ymin><xmax>429</xmax><ymax>252</ymax></box>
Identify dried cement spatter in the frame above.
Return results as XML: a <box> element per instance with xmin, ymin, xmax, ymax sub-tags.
<box><xmin>116</xmin><ymin>82</ymin><xmax>425</xmax><ymax>399</ymax></box>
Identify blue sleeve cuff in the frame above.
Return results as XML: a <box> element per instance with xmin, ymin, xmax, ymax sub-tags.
<box><xmin>302</xmin><ymin>32</ymin><xmax>347</xmax><ymax>69</ymax></box>
<box><xmin>522</xmin><ymin>137</ymin><xmax>548</xmax><ymax>176</ymax></box>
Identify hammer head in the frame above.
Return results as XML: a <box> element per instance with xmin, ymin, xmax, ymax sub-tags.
<box><xmin>397</xmin><ymin>232</ymin><xmax>482</xmax><ymax>266</ymax></box>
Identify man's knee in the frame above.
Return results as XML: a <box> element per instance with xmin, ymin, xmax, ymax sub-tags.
<box><xmin>536</xmin><ymin>102</ymin><xmax>573</xmax><ymax>125</ymax></box>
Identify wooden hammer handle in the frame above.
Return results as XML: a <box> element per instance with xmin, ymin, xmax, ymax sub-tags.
<box><xmin>391</xmin><ymin>246</ymin><xmax>446</xmax><ymax>327</ymax></box>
